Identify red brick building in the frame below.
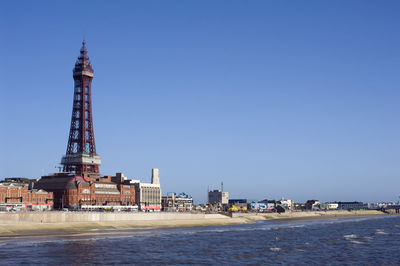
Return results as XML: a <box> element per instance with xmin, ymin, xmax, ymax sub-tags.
<box><xmin>0</xmin><ymin>178</ymin><xmax>53</xmax><ymax>211</ymax></box>
<box><xmin>35</xmin><ymin>173</ymin><xmax>136</xmax><ymax>210</ymax></box>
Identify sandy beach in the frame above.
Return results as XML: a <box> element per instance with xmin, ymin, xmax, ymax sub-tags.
<box><xmin>0</xmin><ymin>216</ymin><xmax>247</xmax><ymax>237</ymax></box>
<box><xmin>0</xmin><ymin>210</ymin><xmax>389</xmax><ymax>237</ymax></box>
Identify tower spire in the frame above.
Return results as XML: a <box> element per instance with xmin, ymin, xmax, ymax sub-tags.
<box><xmin>61</xmin><ymin>41</ymin><xmax>101</xmax><ymax>176</ymax></box>
<box><xmin>81</xmin><ymin>40</ymin><xmax>87</xmax><ymax>55</ymax></box>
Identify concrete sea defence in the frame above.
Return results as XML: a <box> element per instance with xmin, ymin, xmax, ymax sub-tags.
<box><xmin>0</xmin><ymin>212</ymin><xmax>228</xmax><ymax>224</ymax></box>
<box><xmin>0</xmin><ymin>212</ymin><xmax>244</xmax><ymax>237</ymax></box>
<box><xmin>0</xmin><ymin>210</ymin><xmax>389</xmax><ymax>237</ymax></box>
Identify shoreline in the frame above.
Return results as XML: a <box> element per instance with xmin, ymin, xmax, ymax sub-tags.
<box><xmin>0</xmin><ymin>218</ymin><xmax>248</xmax><ymax>238</ymax></box>
<box><xmin>257</xmin><ymin>210</ymin><xmax>387</xmax><ymax>222</ymax></box>
<box><xmin>0</xmin><ymin>210</ymin><xmax>392</xmax><ymax>238</ymax></box>
<box><xmin>265</xmin><ymin>213</ymin><xmax>386</xmax><ymax>222</ymax></box>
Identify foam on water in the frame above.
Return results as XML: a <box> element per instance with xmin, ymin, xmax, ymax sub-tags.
<box><xmin>375</xmin><ymin>229</ymin><xmax>388</xmax><ymax>235</ymax></box>
<box><xmin>344</xmin><ymin>234</ymin><xmax>358</xmax><ymax>239</ymax></box>
<box><xmin>269</xmin><ymin>247</ymin><xmax>282</xmax><ymax>252</ymax></box>
<box><xmin>350</xmin><ymin>240</ymin><xmax>366</xmax><ymax>245</ymax></box>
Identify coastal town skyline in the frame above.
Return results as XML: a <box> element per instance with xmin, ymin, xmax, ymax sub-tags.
<box><xmin>1</xmin><ymin>1</ymin><xmax>399</xmax><ymax>203</ymax></box>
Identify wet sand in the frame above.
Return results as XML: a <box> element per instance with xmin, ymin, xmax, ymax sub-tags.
<box><xmin>0</xmin><ymin>210</ymin><xmax>388</xmax><ymax>238</ymax></box>
<box><xmin>0</xmin><ymin>218</ymin><xmax>249</xmax><ymax>238</ymax></box>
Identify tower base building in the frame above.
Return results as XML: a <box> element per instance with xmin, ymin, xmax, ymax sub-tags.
<box><xmin>35</xmin><ymin>173</ymin><xmax>136</xmax><ymax>210</ymax></box>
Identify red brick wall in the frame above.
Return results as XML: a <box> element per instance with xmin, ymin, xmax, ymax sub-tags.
<box><xmin>0</xmin><ymin>185</ymin><xmax>53</xmax><ymax>205</ymax></box>
<box><xmin>62</xmin><ymin>182</ymin><xmax>136</xmax><ymax>207</ymax></box>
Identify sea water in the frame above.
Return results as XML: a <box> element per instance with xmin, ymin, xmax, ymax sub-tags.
<box><xmin>0</xmin><ymin>216</ymin><xmax>399</xmax><ymax>265</ymax></box>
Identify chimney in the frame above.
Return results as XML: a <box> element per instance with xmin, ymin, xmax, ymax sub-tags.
<box><xmin>151</xmin><ymin>168</ymin><xmax>160</xmax><ymax>184</ymax></box>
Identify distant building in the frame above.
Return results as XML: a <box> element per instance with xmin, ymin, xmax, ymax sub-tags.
<box><xmin>2</xmin><ymin>178</ymin><xmax>37</xmax><ymax>185</ymax></box>
<box><xmin>208</xmin><ymin>189</ymin><xmax>229</xmax><ymax>205</ymax></box>
<box><xmin>228</xmin><ymin>199</ymin><xmax>247</xmax><ymax>204</ymax></box>
<box><xmin>277</xmin><ymin>198</ymin><xmax>294</xmax><ymax>210</ymax></box>
<box><xmin>162</xmin><ymin>192</ymin><xmax>193</xmax><ymax>212</ymax></box>
<box><xmin>374</xmin><ymin>202</ymin><xmax>398</xmax><ymax>209</ymax></box>
<box><xmin>251</xmin><ymin>199</ymin><xmax>293</xmax><ymax>212</ymax></box>
<box><xmin>367</xmin><ymin>203</ymin><xmax>379</xmax><ymax>209</ymax></box>
<box><xmin>258</xmin><ymin>199</ymin><xmax>277</xmax><ymax>211</ymax></box>
<box><xmin>228</xmin><ymin>199</ymin><xmax>248</xmax><ymax>212</ymax></box>
<box><xmin>337</xmin><ymin>201</ymin><xmax>367</xmax><ymax>210</ymax></box>
<box><xmin>305</xmin><ymin>200</ymin><xmax>320</xmax><ymax>210</ymax></box>
<box><xmin>195</xmin><ymin>204</ymin><xmax>207</xmax><ymax>212</ymax></box>
<box><xmin>133</xmin><ymin>168</ymin><xmax>162</xmax><ymax>212</ymax></box>
<box><xmin>250</xmin><ymin>202</ymin><xmax>267</xmax><ymax>211</ymax></box>
<box><xmin>320</xmin><ymin>202</ymin><xmax>339</xmax><ymax>210</ymax></box>
<box><xmin>0</xmin><ymin>179</ymin><xmax>53</xmax><ymax>211</ymax></box>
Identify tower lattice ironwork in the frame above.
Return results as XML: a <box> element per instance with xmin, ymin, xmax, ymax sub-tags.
<box><xmin>61</xmin><ymin>41</ymin><xmax>101</xmax><ymax>175</ymax></box>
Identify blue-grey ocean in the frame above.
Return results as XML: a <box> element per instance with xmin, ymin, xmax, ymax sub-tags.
<box><xmin>0</xmin><ymin>216</ymin><xmax>399</xmax><ymax>265</ymax></box>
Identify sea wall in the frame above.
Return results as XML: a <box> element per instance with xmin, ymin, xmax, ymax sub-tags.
<box><xmin>0</xmin><ymin>212</ymin><xmax>229</xmax><ymax>224</ymax></box>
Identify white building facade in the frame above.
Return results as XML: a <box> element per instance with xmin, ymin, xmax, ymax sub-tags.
<box><xmin>320</xmin><ymin>202</ymin><xmax>339</xmax><ymax>210</ymax></box>
<box><xmin>133</xmin><ymin>168</ymin><xmax>162</xmax><ymax>212</ymax></box>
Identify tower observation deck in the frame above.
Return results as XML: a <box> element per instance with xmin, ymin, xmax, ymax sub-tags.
<box><xmin>61</xmin><ymin>41</ymin><xmax>101</xmax><ymax>175</ymax></box>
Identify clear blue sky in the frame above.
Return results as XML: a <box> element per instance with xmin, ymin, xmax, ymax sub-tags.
<box><xmin>1</xmin><ymin>1</ymin><xmax>399</xmax><ymax>203</ymax></box>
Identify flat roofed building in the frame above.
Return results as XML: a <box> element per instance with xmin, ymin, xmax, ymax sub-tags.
<box><xmin>228</xmin><ymin>199</ymin><xmax>247</xmax><ymax>204</ymax></box>
<box><xmin>162</xmin><ymin>192</ymin><xmax>193</xmax><ymax>212</ymax></box>
<box><xmin>133</xmin><ymin>168</ymin><xmax>162</xmax><ymax>212</ymax></box>
<box><xmin>208</xmin><ymin>189</ymin><xmax>229</xmax><ymax>205</ymax></box>
<box><xmin>0</xmin><ymin>180</ymin><xmax>53</xmax><ymax>211</ymax></box>
<box><xmin>337</xmin><ymin>201</ymin><xmax>367</xmax><ymax>210</ymax></box>
<box><xmin>320</xmin><ymin>202</ymin><xmax>339</xmax><ymax>210</ymax></box>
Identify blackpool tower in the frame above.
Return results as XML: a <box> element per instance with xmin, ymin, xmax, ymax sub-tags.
<box><xmin>61</xmin><ymin>41</ymin><xmax>101</xmax><ymax>175</ymax></box>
